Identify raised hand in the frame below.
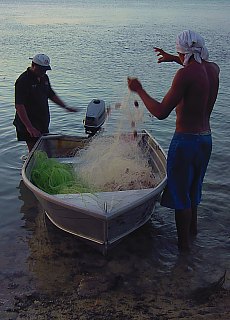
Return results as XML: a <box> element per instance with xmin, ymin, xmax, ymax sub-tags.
<box><xmin>154</xmin><ymin>47</ymin><xmax>173</xmax><ymax>63</ymax></box>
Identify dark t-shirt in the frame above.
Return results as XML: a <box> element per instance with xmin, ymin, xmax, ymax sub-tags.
<box><xmin>13</xmin><ymin>68</ymin><xmax>55</xmax><ymax>140</ymax></box>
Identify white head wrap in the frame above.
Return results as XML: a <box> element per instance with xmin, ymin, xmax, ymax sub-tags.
<box><xmin>176</xmin><ymin>30</ymin><xmax>209</xmax><ymax>66</ymax></box>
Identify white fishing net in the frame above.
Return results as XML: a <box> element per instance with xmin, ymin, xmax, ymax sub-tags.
<box><xmin>73</xmin><ymin>93</ymin><xmax>160</xmax><ymax>191</ymax></box>
<box><xmin>73</xmin><ymin>134</ymin><xmax>159</xmax><ymax>191</ymax></box>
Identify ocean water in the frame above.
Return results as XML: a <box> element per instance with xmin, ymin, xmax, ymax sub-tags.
<box><xmin>0</xmin><ymin>0</ymin><xmax>229</xmax><ymax>316</ymax></box>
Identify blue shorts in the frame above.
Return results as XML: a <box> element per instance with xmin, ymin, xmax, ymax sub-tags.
<box><xmin>160</xmin><ymin>132</ymin><xmax>212</xmax><ymax>210</ymax></box>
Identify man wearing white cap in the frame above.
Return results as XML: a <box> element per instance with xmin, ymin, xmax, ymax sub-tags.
<box><xmin>14</xmin><ymin>54</ymin><xmax>78</xmax><ymax>152</ymax></box>
<box><xmin>128</xmin><ymin>30</ymin><xmax>220</xmax><ymax>252</ymax></box>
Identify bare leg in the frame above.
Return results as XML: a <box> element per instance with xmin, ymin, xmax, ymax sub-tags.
<box><xmin>190</xmin><ymin>205</ymin><xmax>197</xmax><ymax>236</ymax></box>
<box><xmin>175</xmin><ymin>209</ymin><xmax>192</xmax><ymax>252</ymax></box>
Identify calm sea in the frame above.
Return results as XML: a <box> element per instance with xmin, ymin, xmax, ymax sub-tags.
<box><xmin>0</xmin><ymin>0</ymin><xmax>229</xmax><ymax>316</ymax></box>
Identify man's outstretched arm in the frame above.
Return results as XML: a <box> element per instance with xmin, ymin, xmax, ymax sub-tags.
<box><xmin>154</xmin><ymin>47</ymin><xmax>183</xmax><ymax>65</ymax></box>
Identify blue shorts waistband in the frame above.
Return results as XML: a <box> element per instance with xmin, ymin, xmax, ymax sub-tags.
<box><xmin>174</xmin><ymin>131</ymin><xmax>211</xmax><ymax>137</ymax></box>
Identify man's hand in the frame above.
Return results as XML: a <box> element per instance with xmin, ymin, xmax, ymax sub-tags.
<box><xmin>26</xmin><ymin>126</ymin><xmax>41</xmax><ymax>138</ymax></box>
<box><xmin>154</xmin><ymin>47</ymin><xmax>173</xmax><ymax>63</ymax></box>
<box><xmin>127</xmin><ymin>77</ymin><xmax>143</xmax><ymax>93</ymax></box>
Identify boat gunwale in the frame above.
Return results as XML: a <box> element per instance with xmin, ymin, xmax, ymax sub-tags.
<box><xmin>21</xmin><ymin>131</ymin><xmax>167</xmax><ymax>220</ymax></box>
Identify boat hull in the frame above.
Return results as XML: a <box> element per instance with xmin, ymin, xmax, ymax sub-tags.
<box><xmin>22</xmin><ymin>131</ymin><xmax>167</xmax><ymax>254</ymax></box>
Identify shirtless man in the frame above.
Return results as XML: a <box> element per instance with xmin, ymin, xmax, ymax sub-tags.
<box><xmin>127</xmin><ymin>30</ymin><xmax>220</xmax><ymax>252</ymax></box>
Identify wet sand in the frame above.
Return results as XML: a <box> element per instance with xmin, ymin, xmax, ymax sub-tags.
<box><xmin>2</xmin><ymin>286</ymin><xmax>230</xmax><ymax>320</ymax></box>
<box><xmin>1</xmin><ymin>258</ymin><xmax>229</xmax><ymax>320</ymax></box>
<box><xmin>1</xmin><ymin>196</ymin><xmax>229</xmax><ymax>320</ymax></box>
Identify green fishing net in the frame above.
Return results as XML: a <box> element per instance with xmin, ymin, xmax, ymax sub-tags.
<box><xmin>31</xmin><ymin>151</ymin><xmax>97</xmax><ymax>195</ymax></box>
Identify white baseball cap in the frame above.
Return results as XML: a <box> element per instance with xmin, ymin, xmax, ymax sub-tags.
<box><xmin>30</xmin><ymin>54</ymin><xmax>51</xmax><ymax>70</ymax></box>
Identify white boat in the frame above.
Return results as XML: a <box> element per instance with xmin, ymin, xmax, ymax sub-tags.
<box><xmin>22</xmin><ymin>130</ymin><xmax>167</xmax><ymax>254</ymax></box>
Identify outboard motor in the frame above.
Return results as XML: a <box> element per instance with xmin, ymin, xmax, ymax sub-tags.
<box><xmin>84</xmin><ymin>99</ymin><xmax>106</xmax><ymax>136</ymax></box>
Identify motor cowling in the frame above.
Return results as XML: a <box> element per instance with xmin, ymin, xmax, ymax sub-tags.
<box><xmin>84</xmin><ymin>99</ymin><xmax>106</xmax><ymax>136</ymax></box>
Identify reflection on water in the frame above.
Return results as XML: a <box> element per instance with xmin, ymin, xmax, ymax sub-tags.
<box><xmin>18</xmin><ymin>181</ymin><xmax>178</xmax><ymax>295</ymax></box>
<box><xmin>18</xmin><ymin>181</ymin><xmax>220</xmax><ymax>296</ymax></box>
<box><xmin>19</xmin><ymin>181</ymin><xmax>79</xmax><ymax>293</ymax></box>
<box><xmin>18</xmin><ymin>180</ymin><xmax>39</xmax><ymax>231</ymax></box>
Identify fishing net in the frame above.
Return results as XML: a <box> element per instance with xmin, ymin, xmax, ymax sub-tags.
<box><xmin>74</xmin><ymin>134</ymin><xmax>160</xmax><ymax>192</ymax></box>
<box><xmin>31</xmin><ymin>93</ymin><xmax>160</xmax><ymax>194</ymax></box>
<box><xmin>72</xmin><ymin>93</ymin><xmax>159</xmax><ymax>192</ymax></box>
<box><xmin>31</xmin><ymin>151</ymin><xmax>98</xmax><ymax>194</ymax></box>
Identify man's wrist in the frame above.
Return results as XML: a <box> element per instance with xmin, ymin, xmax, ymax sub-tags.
<box><xmin>136</xmin><ymin>87</ymin><xmax>144</xmax><ymax>96</ymax></box>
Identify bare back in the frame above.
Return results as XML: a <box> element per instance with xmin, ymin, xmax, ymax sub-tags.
<box><xmin>175</xmin><ymin>60</ymin><xmax>220</xmax><ymax>133</ymax></box>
